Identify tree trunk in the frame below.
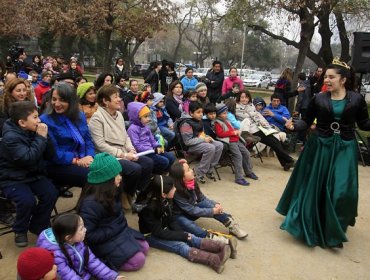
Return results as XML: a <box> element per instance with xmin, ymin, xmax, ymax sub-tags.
<box><xmin>317</xmin><ymin>9</ymin><xmax>333</xmax><ymax>65</ymax></box>
<box><xmin>77</xmin><ymin>38</ymin><xmax>85</xmax><ymax>68</ymax></box>
<box><xmin>334</xmin><ymin>10</ymin><xmax>351</xmax><ymax>63</ymax></box>
<box><xmin>60</xmin><ymin>34</ymin><xmax>76</xmax><ymax>62</ymax></box>
<box><xmin>102</xmin><ymin>30</ymin><xmax>112</xmax><ymax>72</ymax></box>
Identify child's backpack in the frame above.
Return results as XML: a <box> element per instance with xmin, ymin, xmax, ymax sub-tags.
<box><xmin>173</xmin><ymin>118</ymin><xmax>189</xmax><ymax>152</ymax></box>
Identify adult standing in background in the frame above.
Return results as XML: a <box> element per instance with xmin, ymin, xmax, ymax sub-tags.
<box><xmin>114</xmin><ymin>58</ymin><xmax>129</xmax><ymax>83</ymax></box>
<box><xmin>145</xmin><ymin>62</ymin><xmax>161</xmax><ymax>93</ymax></box>
<box><xmin>222</xmin><ymin>67</ymin><xmax>244</xmax><ymax>96</ymax></box>
<box><xmin>160</xmin><ymin>60</ymin><xmax>178</xmax><ymax>94</ymax></box>
<box><xmin>204</xmin><ymin>61</ymin><xmax>224</xmax><ymax>104</ymax></box>
<box><xmin>309</xmin><ymin>67</ymin><xmax>324</xmax><ymax>96</ymax></box>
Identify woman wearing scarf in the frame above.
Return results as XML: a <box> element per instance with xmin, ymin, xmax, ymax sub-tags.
<box><xmin>165</xmin><ymin>80</ymin><xmax>184</xmax><ymax>122</ymax></box>
<box><xmin>41</xmin><ymin>82</ymin><xmax>95</xmax><ymax>188</ymax></box>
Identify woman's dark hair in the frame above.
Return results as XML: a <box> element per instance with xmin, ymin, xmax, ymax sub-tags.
<box><xmin>168</xmin><ymin>80</ymin><xmax>183</xmax><ymax>96</ymax></box>
<box><xmin>225</xmin><ymin>98</ymin><xmax>236</xmax><ymax>114</ymax></box>
<box><xmin>236</xmin><ymin>90</ymin><xmax>252</xmax><ymax>104</ymax></box>
<box><xmin>115</xmin><ymin>57</ymin><xmax>124</xmax><ymax>65</ymax></box>
<box><xmin>0</xmin><ymin>78</ymin><xmax>30</xmax><ymax>113</ymax></box>
<box><xmin>32</xmin><ymin>55</ymin><xmax>42</xmax><ymax>65</ymax></box>
<box><xmin>326</xmin><ymin>63</ymin><xmax>357</xmax><ymax>91</ymax></box>
<box><xmin>169</xmin><ymin>162</ymin><xmax>202</xmax><ymax>200</ymax></box>
<box><xmin>76</xmin><ymin>178</ymin><xmax>117</xmax><ymax>215</ymax></box>
<box><xmin>52</xmin><ymin>213</ymin><xmax>89</xmax><ymax>276</ymax></box>
<box><xmin>185</xmin><ymin>67</ymin><xmax>193</xmax><ymax>74</ymax></box>
<box><xmin>96</xmin><ymin>84</ymin><xmax>119</xmax><ymax>107</ymax></box>
<box><xmin>9</xmin><ymin>101</ymin><xmax>37</xmax><ymax>124</ymax></box>
<box><xmin>229</xmin><ymin>67</ymin><xmax>237</xmax><ymax>73</ymax></box>
<box><xmin>115</xmin><ymin>74</ymin><xmax>126</xmax><ymax>84</ymax></box>
<box><xmin>95</xmin><ymin>73</ymin><xmax>113</xmax><ymax>89</ymax></box>
<box><xmin>46</xmin><ymin>82</ymin><xmax>81</xmax><ymax>123</ymax></box>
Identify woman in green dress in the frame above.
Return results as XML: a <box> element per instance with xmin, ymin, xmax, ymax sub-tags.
<box><xmin>276</xmin><ymin>59</ymin><xmax>370</xmax><ymax>248</ymax></box>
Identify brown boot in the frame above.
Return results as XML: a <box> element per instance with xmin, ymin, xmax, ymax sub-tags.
<box><xmin>200</xmin><ymin>239</ymin><xmax>231</xmax><ymax>264</ymax></box>
<box><xmin>187</xmin><ymin>248</ymin><xmax>224</xmax><ymax>273</ymax></box>
<box><xmin>121</xmin><ymin>192</ymin><xmax>132</xmax><ymax>210</ymax></box>
<box><xmin>207</xmin><ymin>231</ymin><xmax>238</xmax><ymax>259</ymax></box>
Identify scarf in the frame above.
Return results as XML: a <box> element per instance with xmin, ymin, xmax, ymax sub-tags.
<box><xmin>173</xmin><ymin>94</ymin><xmax>184</xmax><ymax>112</ymax></box>
<box><xmin>184</xmin><ymin>179</ymin><xmax>195</xmax><ymax>190</ymax></box>
<box><xmin>117</xmin><ymin>65</ymin><xmax>124</xmax><ymax>71</ymax></box>
<box><xmin>58</xmin><ymin>115</ymin><xmax>86</xmax><ymax>158</ymax></box>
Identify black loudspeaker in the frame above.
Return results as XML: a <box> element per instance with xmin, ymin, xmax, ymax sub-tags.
<box><xmin>351</xmin><ymin>32</ymin><xmax>370</xmax><ymax>73</ymax></box>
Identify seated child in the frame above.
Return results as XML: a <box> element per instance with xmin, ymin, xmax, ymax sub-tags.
<box><xmin>153</xmin><ymin>93</ymin><xmax>176</xmax><ymax>147</ymax></box>
<box><xmin>17</xmin><ymin>247</ymin><xmax>57</xmax><ymax>280</ymax></box>
<box><xmin>195</xmin><ymin>82</ymin><xmax>210</xmax><ymax>108</ymax></box>
<box><xmin>171</xmin><ymin>161</ymin><xmax>248</xmax><ymax>240</ymax></box>
<box><xmin>214</xmin><ymin>104</ymin><xmax>258</xmax><ymax>186</ymax></box>
<box><xmin>139</xmin><ymin>174</ymin><xmax>231</xmax><ymax>274</ymax></box>
<box><xmin>0</xmin><ymin>101</ymin><xmax>58</xmax><ymax>247</ymax></box>
<box><xmin>77</xmin><ymin>82</ymin><xmax>98</xmax><ymax>122</ymax></box>
<box><xmin>128</xmin><ymin>102</ymin><xmax>175</xmax><ymax>174</ymax></box>
<box><xmin>37</xmin><ymin>213</ymin><xmax>123</xmax><ymax>279</ymax></box>
<box><xmin>217</xmin><ymin>82</ymin><xmax>240</xmax><ymax>103</ymax></box>
<box><xmin>177</xmin><ymin>102</ymin><xmax>223</xmax><ymax>183</ymax></box>
<box><xmin>75</xmin><ymin>153</ymin><xmax>149</xmax><ymax>272</ymax></box>
<box><xmin>183</xmin><ymin>90</ymin><xmax>198</xmax><ymax>114</ymax></box>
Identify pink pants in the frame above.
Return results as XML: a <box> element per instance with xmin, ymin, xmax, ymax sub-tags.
<box><xmin>120</xmin><ymin>239</ymin><xmax>149</xmax><ymax>271</ymax></box>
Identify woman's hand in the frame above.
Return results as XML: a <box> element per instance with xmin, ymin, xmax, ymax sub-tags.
<box><xmin>77</xmin><ymin>156</ymin><xmax>94</xmax><ymax>168</ymax></box>
<box><xmin>126</xmin><ymin>152</ymin><xmax>138</xmax><ymax>161</ymax></box>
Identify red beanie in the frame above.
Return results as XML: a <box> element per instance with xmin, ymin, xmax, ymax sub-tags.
<box><xmin>17</xmin><ymin>247</ymin><xmax>55</xmax><ymax>280</ymax></box>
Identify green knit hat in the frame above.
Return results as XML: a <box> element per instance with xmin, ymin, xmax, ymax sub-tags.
<box><xmin>87</xmin><ymin>153</ymin><xmax>122</xmax><ymax>184</ymax></box>
<box><xmin>77</xmin><ymin>82</ymin><xmax>95</xmax><ymax>99</ymax></box>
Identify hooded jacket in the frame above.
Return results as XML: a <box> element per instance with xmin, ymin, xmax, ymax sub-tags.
<box><xmin>37</xmin><ymin>228</ymin><xmax>118</xmax><ymax>280</ymax></box>
<box><xmin>127</xmin><ymin>102</ymin><xmax>160</xmax><ymax>152</ymax></box>
<box><xmin>264</xmin><ymin>103</ymin><xmax>291</xmax><ymax>131</ymax></box>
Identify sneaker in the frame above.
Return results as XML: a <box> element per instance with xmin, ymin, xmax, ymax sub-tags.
<box><xmin>283</xmin><ymin>161</ymin><xmax>296</xmax><ymax>171</ymax></box>
<box><xmin>196</xmin><ymin>175</ymin><xmax>206</xmax><ymax>184</ymax></box>
<box><xmin>228</xmin><ymin>221</ymin><xmax>248</xmax><ymax>240</ymax></box>
<box><xmin>15</xmin><ymin>233</ymin><xmax>28</xmax><ymax>247</ymax></box>
<box><xmin>206</xmin><ymin>171</ymin><xmax>216</xmax><ymax>180</ymax></box>
<box><xmin>245</xmin><ymin>172</ymin><xmax>258</xmax><ymax>180</ymax></box>
<box><xmin>235</xmin><ymin>179</ymin><xmax>250</xmax><ymax>186</ymax></box>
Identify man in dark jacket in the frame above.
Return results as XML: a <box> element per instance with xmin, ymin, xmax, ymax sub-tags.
<box><xmin>159</xmin><ymin>60</ymin><xmax>178</xmax><ymax>94</ymax></box>
<box><xmin>204</xmin><ymin>61</ymin><xmax>224</xmax><ymax>104</ymax></box>
<box><xmin>145</xmin><ymin>61</ymin><xmax>161</xmax><ymax>92</ymax></box>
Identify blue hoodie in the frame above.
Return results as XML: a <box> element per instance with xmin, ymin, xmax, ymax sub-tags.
<box><xmin>264</xmin><ymin>103</ymin><xmax>290</xmax><ymax>131</ymax></box>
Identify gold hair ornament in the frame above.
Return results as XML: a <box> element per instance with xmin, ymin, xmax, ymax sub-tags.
<box><xmin>332</xmin><ymin>57</ymin><xmax>350</xmax><ymax>69</ymax></box>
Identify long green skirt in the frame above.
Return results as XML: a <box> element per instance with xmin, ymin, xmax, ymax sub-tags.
<box><xmin>276</xmin><ymin>133</ymin><xmax>358</xmax><ymax>247</ymax></box>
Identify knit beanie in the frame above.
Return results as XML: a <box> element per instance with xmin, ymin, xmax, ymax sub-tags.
<box><xmin>135</xmin><ymin>91</ymin><xmax>154</xmax><ymax>104</ymax></box>
<box><xmin>87</xmin><ymin>153</ymin><xmax>122</xmax><ymax>184</ymax></box>
<box><xmin>152</xmin><ymin>92</ymin><xmax>165</xmax><ymax>106</ymax></box>
<box><xmin>139</xmin><ymin>105</ymin><xmax>150</xmax><ymax>118</ymax></box>
<box><xmin>77</xmin><ymin>82</ymin><xmax>95</xmax><ymax>99</ymax></box>
<box><xmin>17</xmin><ymin>247</ymin><xmax>55</xmax><ymax>280</ymax></box>
<box><xmin>216</xmin><ymin>104</ymin><xmax>228</xmax><ymax>115</ymax></box>
<box><xmin>195</xmin><ymin>82</ymin><xmax>207</xmax><ymax>92</ymax></box>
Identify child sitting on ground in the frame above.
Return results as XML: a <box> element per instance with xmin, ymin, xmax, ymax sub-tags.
<box><xmin>183</xmin><ymin>90</ymin><xmax>198</xmax><ymax>114</ymax></box>
<box><xmin>75</xmin><ymin>153</ymin><xmax>149</xmax><ymax>272</ymax></box>
<box><xmin>153</xmin><ymin>93</ymin><xmax>176</xmax><ymax>148</ymax></box>
<box><xmin>128</xmin><ymin>102</ymin><xmax>175</xmax><ymax>174</ymax></box>
<box><xmin>0</xmin><ymin>101</ymin><xmax>58</xmax><ymax>247</ymax></box>
<box><xmin>176</xmin><ymin>101</ymin><xmax>223</xmax><ymax>183</ymax></box>
<box><xmin>171</xmin><ymin>160</ymin><xmax>248</xmax><ymax>240</ymax></box>
<box><xmin>37</xmin><ymin>213</ymin><xmax>123</xmax><ymax>279</ymax></box>
<box><xmin>17</xmin><ymin>247</ymin><xmax>57</xmax><ymax>280</ymax></box>
<box><xmin>139</xmin><ymin>174</ymin><xmax>231</xmax><ymax>274</ymax></box>
<box><xmin>214</xmin><ymin>104</ymin><xmax>258</xmax><ymax>186</ymax></box>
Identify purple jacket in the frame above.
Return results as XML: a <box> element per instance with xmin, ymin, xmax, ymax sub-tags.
<box><xmin>37</xmin><ymin>228</ymin><xmax>118</xmax><ymax>280</ymax></box>
<box><xmin>127</xmin><ymin>102</ymin><xmax>160</xmax><ymax>152</ymax></box>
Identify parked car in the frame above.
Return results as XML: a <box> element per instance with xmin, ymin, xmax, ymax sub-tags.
<box><xmin>131</xmin><ymin>64</ymin><xmax>150</xmax><ymax>77</ymax></box>
<box><xmin>269</xmin><ymin>74</ymin><xmax>280</xmax><ymax>86</ymax></box>
<box><xmin>243</xmin><ymin>74</ymin><xmax>270</xmax><ymax>88</ymax></box>
<box><xmin>193</xmin><ymin>68</ymin><xmax>209</xmax><ymax>80</ymax></box>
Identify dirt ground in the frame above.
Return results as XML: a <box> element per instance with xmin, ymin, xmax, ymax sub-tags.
<box><xmin>1</xmin><ymin>153</ymin><xmax>370</xmax><ymax>280</ymax></box>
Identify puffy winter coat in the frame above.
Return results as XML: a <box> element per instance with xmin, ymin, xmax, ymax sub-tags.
<box><xmin>37</xmin><ymin>228</ymin><xmax>118</xmax><ymax>280</ymax></box>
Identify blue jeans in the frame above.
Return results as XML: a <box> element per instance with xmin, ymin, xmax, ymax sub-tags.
<box><xmin>176</xmin><ymin>199</ymin><xmax>231</xmax><ymax>238</ymax></box>
<box><xmin>145</xmin><ymin>234</ymin><xmax>202</xmax><ymax>258</ymax></box>
<box><xmin>159</xmin><ymin>126</ymin><xmax>175</xmax><ymax>143</ymax></box>
<box><xmin>2</xmin><ymin>177</ymin><xmax>58</xmax><ymax>234</ymax></box>
<box><xmin>146</xmin><ymin>152</ymin><xmax>175</xmax><ymax>174</ymax></box>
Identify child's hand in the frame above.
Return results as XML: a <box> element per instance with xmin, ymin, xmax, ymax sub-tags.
<box><xmin>205</xmin><ymin>136</ymin><xmax>213</xmax><ymax>143</ymax></box>
<box><xmin>234</xmin><ymin>130</ymin><xmax>241</xmax><ymax>136</ymax></box>
<box><xmin>157</xmin><ymin>147</ymin><xmax>164</xmax><ymax>154</ymax></box>
<box><xmin>36</xmin><ymin>123</ymin><xmax>48</xmax><ymax>138</ymax></box>
<box><xmin>169</xmin><ymin>124</ymin><xmax>174</xmax><ymax>130</ymax></box>
<box><xmin>213</xmin><ymin>206</ymin><xmax>223</xmax><ymax>215</ymax></box>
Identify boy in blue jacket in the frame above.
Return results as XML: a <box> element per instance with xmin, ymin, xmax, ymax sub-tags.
<box><xmin>0</xmin><ymin>101</ymin><xmax>58</xmax><ymax>247</ymax></box>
